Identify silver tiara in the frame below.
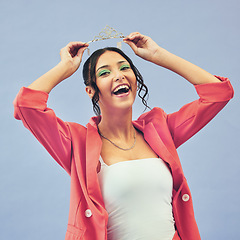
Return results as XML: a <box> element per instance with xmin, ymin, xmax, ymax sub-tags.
<box><xmin>87</xmin><ymin>25</ymin><xmax>126</xmax><ymax>44</ymax></box>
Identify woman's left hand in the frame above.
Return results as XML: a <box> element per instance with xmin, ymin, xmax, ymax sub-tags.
<box><xmin>123</xmin><ymin>32</ymin><xmax>161</xmax><ymax>62</ymax></box>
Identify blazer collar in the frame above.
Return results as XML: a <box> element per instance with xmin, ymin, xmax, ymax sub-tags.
<box><xmin>86</xmin><ymin>115</ymin><xmax>183</xmax><ymax>206</ymax></box>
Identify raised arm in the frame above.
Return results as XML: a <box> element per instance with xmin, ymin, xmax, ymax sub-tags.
<box><xmin>123</xmin><ymin>32</ymin><xmax>220</xmax><ymax>85</ymax></box>
<box><xmin>124</xmin><ymin>32</ymin><xmax>234</xmax><ymax>148</ymax></box>
<box><xmin>28</xmin><ymin>42</ymin><xmax>89</xmax><ymax>93</ymax></box>
<box><xmin>14</xmin><ymin>42</ymin><xmax>88</xmax><ymax>175</ymax></box>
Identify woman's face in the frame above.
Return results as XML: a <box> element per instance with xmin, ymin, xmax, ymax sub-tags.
<box><xmin>93</xmin><ymin>51</ymin><xmax>137</xmax><ymax>114</ymax></box>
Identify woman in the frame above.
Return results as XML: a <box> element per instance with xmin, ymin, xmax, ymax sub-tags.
<box><xmin>13</xmin><ymin>32</ymin><xmax>234</xmax><ymax>240</ymax></box>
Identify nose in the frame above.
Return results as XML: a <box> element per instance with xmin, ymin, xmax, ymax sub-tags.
<box><xmin>113</xmin><ymin>70</ymin><xmax>125</xmax><ymax>82</ymax></box>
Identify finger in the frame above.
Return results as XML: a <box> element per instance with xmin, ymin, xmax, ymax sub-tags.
<box><xmin>66</xmin><ymin>42</ymin><xmax>89</xmax><ymax>52</ymax></box>
<box><xmin>66</xmin><ymin>41</ymin><xmax>89</xmax><ymax>48</ymax></box>
<box><xmin>60</xmin><ymin>46</ymin><xmax>72</xmax><ymax>59</ymax></box>
<box><xmin>124</xmin><ymin>32</ymin><xmax>143</xmax><ymax>41</ymax></box>
<box><xmin>125</xmin><ymin>32</ymin><xmax>141</xmax><ymax>38</ymax></box>
<box><xmin>123</xmin><ymin>39</ymin><xmax>138</xmax><ymax>54</ymax></box>
<box><xmin>67</xmin><ymin>42</ymin><xmax>89</xmax><ymax>57</ymax></box>
<box><xmin>76</xmin><ymin>46</ymin><xmax>88</xmax><ymax>57</ymax></box>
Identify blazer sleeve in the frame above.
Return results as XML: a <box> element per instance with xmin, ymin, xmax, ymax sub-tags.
<box><xmin>166</xmin><ymin>76</ymin><xmax>234</xmax><ymax>148</ymax></box>
<box><xmin>13</xmin><ymin>87</ymin><xmax>72</xmax><ymax>175</ymax></box>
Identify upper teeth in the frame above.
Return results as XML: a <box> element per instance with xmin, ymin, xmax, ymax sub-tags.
<box><xmin>113</xmin><ymin>85</ymin><xmax>129</xmax><ymax>93</ymax></box>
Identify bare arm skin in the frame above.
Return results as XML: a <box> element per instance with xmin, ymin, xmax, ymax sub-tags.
<box><xmin>123</xmin><ymin>32</ymin><xmax>220</xmax><ymax>85</ymax></box>
<box><xmin>27</xmin><ymin>42</ymin><xmax>89</xmax><ymax>93</ymax></box>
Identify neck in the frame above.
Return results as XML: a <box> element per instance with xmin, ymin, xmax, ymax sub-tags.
<box><xmin>98</xmin><ymin>107</ymin><xmax>134</xmax><ymax>141</ymax></box>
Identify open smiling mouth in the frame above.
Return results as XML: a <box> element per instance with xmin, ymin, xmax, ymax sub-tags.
<box><xmin>112</xmin><ymin>85</ymin><xmax>130</xmax><ymax>95</ymax></box>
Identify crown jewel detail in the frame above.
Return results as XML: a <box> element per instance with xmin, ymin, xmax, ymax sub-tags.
<box><xmin>87</xmin><ymin>25</ymin><xmax>125</xmax><ymax>44</ymax></box>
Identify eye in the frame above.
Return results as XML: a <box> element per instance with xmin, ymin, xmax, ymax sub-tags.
<box><xmin>120</xmin><ymin>64</ymin><xmax>130</xmax><ymax>71</ymax></box>
<box><xmin>98</xmin><ymin>69</ymin><xmax>111</xmax><ymax>77</ymax></box>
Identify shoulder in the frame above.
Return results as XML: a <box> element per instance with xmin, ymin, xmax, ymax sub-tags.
<box><xmin>138</xmin><ymin>107</ymin><xmax>167</xmax><ymax>122</ymax></box>
<box><xmin>66</xmin><ymin>121</ymin><xmax>87</xmax><ymax>138</ymax></box>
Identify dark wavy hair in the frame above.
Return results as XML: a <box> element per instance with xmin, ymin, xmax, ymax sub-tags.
<box><xmin>82</xmin><ymin>47</ymin><xmax>150</xmax><ymax>116</ymax></box>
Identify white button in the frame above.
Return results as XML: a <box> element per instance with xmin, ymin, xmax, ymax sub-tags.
<box><xmin>182</xmin><ymin>194</ymin><xmax>190</xmax><ymax>202</ymax></box>
<box><xmin>85</xmin><ymin>209</ymin><xmax>92</xmax><ymax>217</ymax></box>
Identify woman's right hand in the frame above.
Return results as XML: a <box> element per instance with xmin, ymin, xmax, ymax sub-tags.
<box><xmin>27</xmin><ymin>42</ymin><xmax>89</xmax><ymax>93</ymax></box>
<box><xmin>60</xmin><ymin>42</ymin><xmax>89</xmax><ymax>78</ymax></box>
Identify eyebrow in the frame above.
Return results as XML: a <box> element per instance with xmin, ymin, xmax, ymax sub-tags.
<box><xmin>96</xmin><ymin>60</ymin><xmax>128</xmax><ymax>72</ymax></box>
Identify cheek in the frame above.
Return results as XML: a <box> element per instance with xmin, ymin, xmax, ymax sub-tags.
<box><xmin>97</xmin><ymin>82</ymin><xmax>112</xmax><ymax>101</ymax></box>
<box><xmin>96</xmin><ymin>79</ymin><xmax>108</xmax><ymax>94</ymax></box>
<box><xmin>132</xmin><ymin>77</ymin><xmax>138</xmax><ymax>91</ymax></box>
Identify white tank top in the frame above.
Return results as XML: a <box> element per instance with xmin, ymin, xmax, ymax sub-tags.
<box><xmin>97</xmin><ymin>156</ymin><xmax>176</xmax><ymax>240</ymax></box>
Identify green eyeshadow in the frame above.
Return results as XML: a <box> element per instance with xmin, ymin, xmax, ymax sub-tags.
<box><xmin>120</xmin><ymin>64</ymin><xmax>130</xmax><ymax>70</ymax></box>
<box><xmin>98</xmin><ymin>69</ymin><xmax>111</xmax><ymax>77</ymax></box>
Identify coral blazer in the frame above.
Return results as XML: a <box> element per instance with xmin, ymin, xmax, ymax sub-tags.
<box><xmin>13</xmin><ymin>76</ymin><xmax>234</xmax><ymax>240</ymax></box>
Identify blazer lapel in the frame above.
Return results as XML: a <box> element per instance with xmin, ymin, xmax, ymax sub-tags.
<box><xmin>85</xmin><ymin>122</ymin><xmax>105</xmax><ymax>207</ymax></box>
<box><xmin>134</xmin><ymin>121</ymin><xmax>184</xmax><ymax>190</ymax></box>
